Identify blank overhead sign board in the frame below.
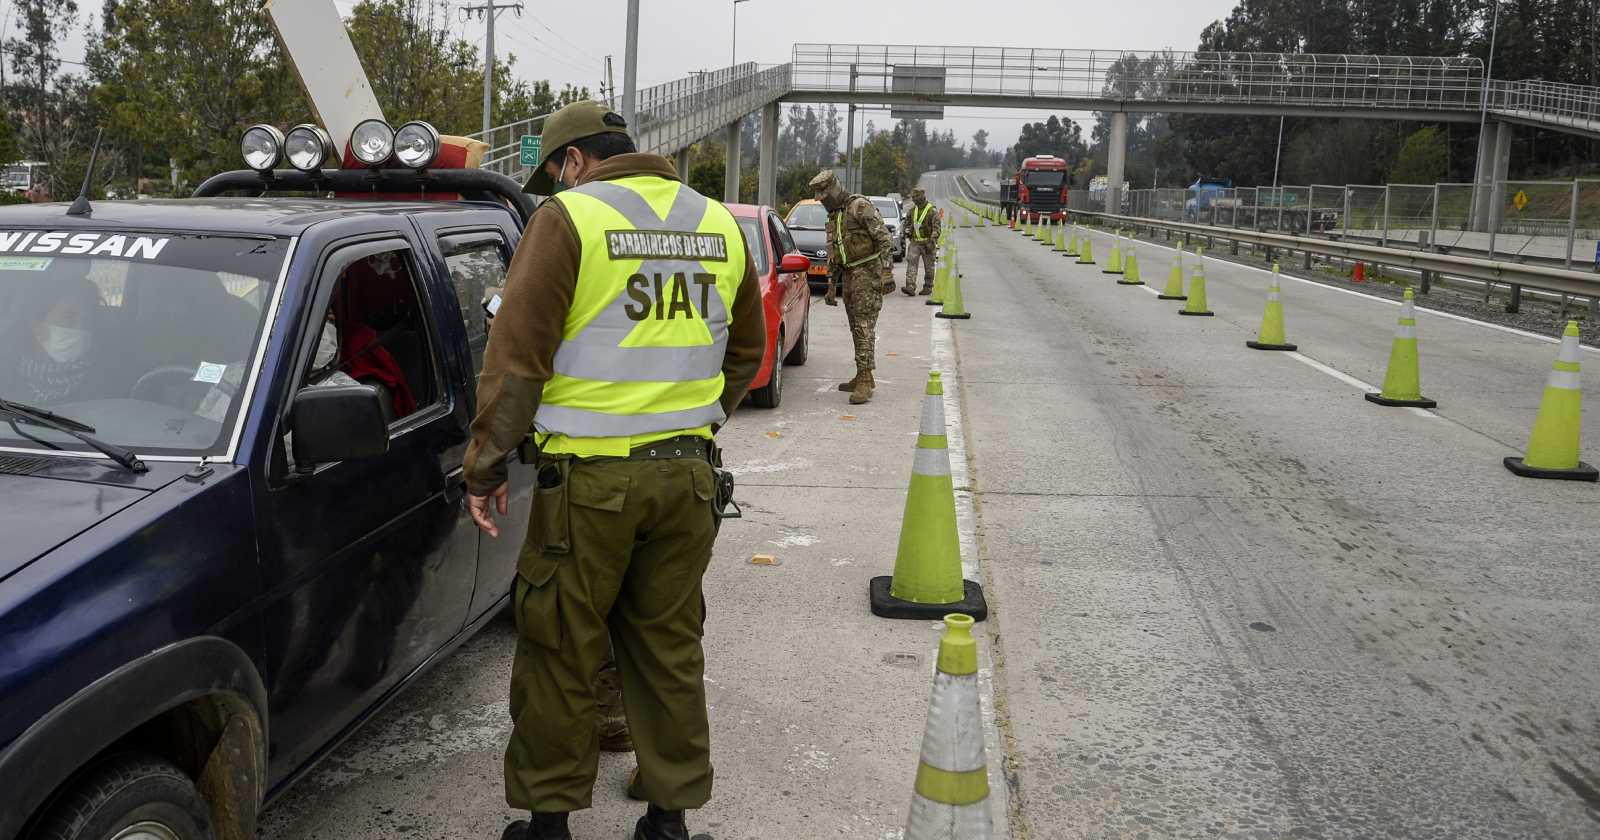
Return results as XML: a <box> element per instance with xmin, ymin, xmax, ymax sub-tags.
<box><xmin>891</xmin><ymin>65</ymin><xmax>946</xmax><ymax>120</ymax></box>
<box><xmin>266</xmin><ymin>0</ymin><xmax>387</xmax><ymax>162</ymax></box>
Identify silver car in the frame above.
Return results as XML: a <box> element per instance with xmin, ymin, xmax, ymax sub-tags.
<box><xmin>870</xmin><ymin>195</ymin><xmax>906</xmax><ymax>262</ymax></box>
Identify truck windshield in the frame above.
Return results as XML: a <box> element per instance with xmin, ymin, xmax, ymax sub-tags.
<box><xmin>1023</xmin><ymin>171</ymin><xmax>1065</xmax><ymax>190</ymax></box>
<box><xmin>0</xmin><ymin>231</ymin><xmax>291</xmax><ymax>460</ymax></box>
<box><xmin>3</xmin><ymin>166</ymin><xmax>31</xmax><ymax>189</ymax></box>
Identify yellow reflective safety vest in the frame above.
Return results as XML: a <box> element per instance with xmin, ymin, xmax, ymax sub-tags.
<box><xmin>534</xmin><ymin>174</ymin><xmax>746</xmax><ymax>443</ymax></box>
<box><xmin>910</xmin><ymin>202</ymin><xmax>934</xmax><ymax>241</ymax></box>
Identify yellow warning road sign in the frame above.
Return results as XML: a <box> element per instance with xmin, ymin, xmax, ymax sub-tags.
<box><xmin>1513</xmin><ymin>190</ymin><xmax>1530</xmax><ymax>211</ymax></box>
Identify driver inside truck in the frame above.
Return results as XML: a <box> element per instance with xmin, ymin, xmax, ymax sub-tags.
<box><xmin>0</xmin><ymin>274</ymin><xmax>105</xmax><ymax>405</ymax></box>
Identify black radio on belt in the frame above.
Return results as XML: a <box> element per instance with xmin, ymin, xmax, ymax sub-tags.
<box><xmin>706</xmin><ymin>440</ymin><xmax>741</xmax><ymax>522</ymax></box>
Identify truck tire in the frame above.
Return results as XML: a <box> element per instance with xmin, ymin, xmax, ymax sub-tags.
<box><xmin>28</xmin><ymin>753</ymin><xmax>216</xmax><ymax>840</ymax></box>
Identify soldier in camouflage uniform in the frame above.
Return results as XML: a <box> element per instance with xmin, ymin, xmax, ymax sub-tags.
<box><xmin>810</xmin><ymin>169</ymin><xmax>895</xmax><ymax>405</ymax></box>
<box><xmin>900</xmin><ymin>187</ymin><xmax>941</xmax><ymax>296</ymax></box>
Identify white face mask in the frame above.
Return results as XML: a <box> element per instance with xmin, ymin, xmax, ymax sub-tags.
<box><xmin>314</xmin><ymin>321</ymin><xmax>338</xmax><ymax>370</ymax></box>
<box><xmin>40</xmin><ymin>324</ymin><xmax>89</xmax><ymax>364</ymax></box>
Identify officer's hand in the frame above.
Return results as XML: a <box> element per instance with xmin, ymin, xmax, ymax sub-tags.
<box><xmin>468</xmin><ymin>483</ymin><xmax>509</xmax><ymax>537</ymax></box>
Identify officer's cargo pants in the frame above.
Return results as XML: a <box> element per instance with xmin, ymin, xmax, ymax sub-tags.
<box><xmin>903</xmin><ymin>239</ymin><xmax>936</xmax><ymax>293</ymax></box>
<box><xmin>506</xmin><ymin>454</ymin><xmax>717</xmax><ymax>812</ymax></box>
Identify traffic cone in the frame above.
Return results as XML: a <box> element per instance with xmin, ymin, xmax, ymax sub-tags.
<box><xmin>1053</xmin><ymin>224</ymin><xmax>1067</xmax><ymax>253</ymax></box>
<box><xmin>1505</xmin><ymin>321</ymin><xmax>1597</xmax><ymax>480</ymax></box>
<box><xmin>1352</xmin><ymin>261</ymin><xmax>1367</xmax><ymax>283</ymax></box>
<box><xmin>1102</xmin><ymin>230</ymin><xmax>1124</xmax><ymax>274</ymax></box>
<box><xmin>871</xmin><ymin>371</ymin><xmax>986</xmax><ymax>619</ymax></box>
<box><xmin>1040</xmin><ymin>217</ymin><xmax>1054</xmax><ymax>245</ymax></box>
<box><xmin>1065</xmin><ymin>226</ymin><xmax>1080</xmax><ymax>257</ymax></box>
<box><xmin>936</xmin><ymin>266</ymin><xmax>971</xmax><ymax>320</ymax></box>
<box><xmin>1246</xmin><ymin>265</ymin><xmax>1297</xmax><ymax>350</ymax></box>
<box><xmin>1179</xmin><ymin>254</ymin><xmax>1213</xmax><ymax>316</ymax></box>
<box><xmin>1365</xmin><ymin>288</ymin><xmax>1436</xmax><ymax>408</ymax></box>
<box><xmin>928</xmin><ymin>254</ymin><xmax>948</xmax><ymax>307</ymax></box>
<box><xmin>902</xmin><ymin>613</ymin><xmax>992</xmax><ymax>840</ymax></box>
<box><xmin>1117</xmin><ymin>243</ymin><xmax>1143</xmax><ymax>285</ymax></box>
<box><xmin>1158</xmin><ymin>244</ymin><xmax>1187</xmax><ymax>300</ymax></box>
<box><xmin>1075</xmin><ymin>233</ymin><xmax>1095</xmax><ymax>265</ymax></box>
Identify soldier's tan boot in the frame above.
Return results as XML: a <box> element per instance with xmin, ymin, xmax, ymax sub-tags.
<box><xmin>848</xmin><ymin>370</ymin><xmax>874</xmax><ymax>404</ymax></box>
<box><xmin>837</xmin><ymin>369</ymin><xmax>863</xmax><ymax>391</ymax></box>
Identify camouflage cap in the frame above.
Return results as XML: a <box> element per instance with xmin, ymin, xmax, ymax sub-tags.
<box><xmin>807</xmin><ymin>169</ymin><xmax>837</xmax><ymax>192</ymax></box>
<box><xmin>911</xmin><ymin>187</ymin><xmax>926</xmax><ymax>198</ymax></box>
<box><xmin>523</xmin><ymin>100</ymin><xmax>630</xmax><ymax>195</ymax></box>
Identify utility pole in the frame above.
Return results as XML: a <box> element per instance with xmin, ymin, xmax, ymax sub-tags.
<box><xmin>462</xmin><ymin>1</ymin><xmax>523</xmax><ymax>135</ymax></box>
<box><xmin>622</xmin><ymin>0</ymin><xmax>639</xmax><ymax>136</ymax></box>
<box><xmin>603</xmin><ymin>54</ymin><xmax>615</xmax><ymax>105</ymax></box>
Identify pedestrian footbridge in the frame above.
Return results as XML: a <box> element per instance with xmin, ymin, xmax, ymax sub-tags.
<box><xmin>471</xmin><ymin>43</ymin><xmax>1600</xmax><ymax>210</ymax></box>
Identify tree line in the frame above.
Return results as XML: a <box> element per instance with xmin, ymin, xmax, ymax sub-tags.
<box><xmin>1004</xmin><ymin>0</ymin><xmax>1598</xmax><ymax>191</ymax></box>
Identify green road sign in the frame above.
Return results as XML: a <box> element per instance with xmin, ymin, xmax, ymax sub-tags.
<box><xmin>519</xmin><ymin>135</ymin><xmax>542</xmax><ymax>167</ymax></box>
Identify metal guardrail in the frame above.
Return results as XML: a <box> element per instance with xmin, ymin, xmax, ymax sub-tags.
<box><xmin>952</xmin><ymin>177</ymin><xmax>1600</xmax><ymax>301</ymax></box>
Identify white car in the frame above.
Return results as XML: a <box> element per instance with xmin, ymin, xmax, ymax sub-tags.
<box><xmin>870</xmin><ymin>195</ymin><xmax>906</xmax><ymax>262</ymax></box>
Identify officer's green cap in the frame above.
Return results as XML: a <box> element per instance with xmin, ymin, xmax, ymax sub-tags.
<box><xmin>523</xmin><ymin>101</ymin><xmax>631</xmax><ymax>195</ymax></box>
<box><xmin>808</xmin><ymin>169</ymin><xmax>837</xmax><ymax>191</ymax></box>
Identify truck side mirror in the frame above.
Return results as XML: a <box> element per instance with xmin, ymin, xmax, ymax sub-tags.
<box><xmin>291</xmin><ymin>383</ymin><xmax>389</xmax><ymax>468</ymax></box>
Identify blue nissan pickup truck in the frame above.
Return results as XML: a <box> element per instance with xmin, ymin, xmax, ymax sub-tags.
<box><xmin>0</xmin><ymin>122</ymin><xmax>538</xmax><ymax>840</ymax></box>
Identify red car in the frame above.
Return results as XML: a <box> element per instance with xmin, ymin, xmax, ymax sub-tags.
<box><xmin>729</xmin><ymin>202</ymin><xmax>812</xmax><ymax>408</ymax></box>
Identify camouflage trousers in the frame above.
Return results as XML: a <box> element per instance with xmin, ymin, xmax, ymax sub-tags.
<box><xmin>842</xmin><ymin>266</ymin><xmax>883</xmax><ymax>372</ymax></box>
<box><xmin>903</xmin><ymin>240</ymin><xmax>936</xmax><ymax>292</ymax></box>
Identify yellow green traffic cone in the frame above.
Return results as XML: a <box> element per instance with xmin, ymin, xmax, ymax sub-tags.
<box><xmin>1179</xmin><ymin>261</ymin><xmax>1214</xmax><ymax>316</ymax></box>
<box><xmin>1053</xmin><ymin>224</ymin><xmax>1067</xmax><ymax>253</ymax></box>
<box><xmin>1246</xmin><ymin>265</ymin><xmax>1297</xmax><ymax>350</ymax></box>
<box><xmin>928</xmin><ymin>256</ymin><xmax>948</xmax><ymax>307</ymax></box>
<box><xmin>1158</xmin><ymin>244</ymin><xmax>1188</xmax><ymax>300</ymax></box>
<box><xmin>936</xmin><ymin>265</ymin><xmax>971</xmax><ymax>320</ymax></box>
<box><xmin>1065</xmin><ymin>226</ymin><xmax>1080</xmax><ymax>257</ymax></box>
<box><xmin>1102</xmin><ymin>230</ymin><xmax>1124</xmax><ymax>274</ymax></box>
<box><xmin>1075</xmin><ymin>233</ymin><xmax>1095</xmax><ymax>265</ymax></box>
<box><xmin>1365</xmin><ymin>288</ymin><xmax>1436</xmax><ymax>407</ymax></box>
<box><xmin>1040</xmin><ymin>217</ymin><xmax>1054</xmax><ymax>245</ymax></box>
<box><xmin>902</xmin><ymin>614</ymin><xmax>992</xmax><ymax>839</ymax></box>
<box><xmin>1117</xmin><ymin>244</ymin><xmax>1143</xmax><ymax>285</ymax></box>
<box><xmin>871</xmin><ymin>371</ymin><xmax>987</xmax><ymax>619</ymax></box>
<box><xmin>1505</xmin><ymin>321</ymin><xmax>1597</xmax><ymax>480</ymax></box>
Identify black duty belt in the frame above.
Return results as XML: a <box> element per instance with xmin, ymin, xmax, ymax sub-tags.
<box><xmin>628</xmin><ymin>435</ymin><xmax>710</xmax><ymax>461</ymax></box>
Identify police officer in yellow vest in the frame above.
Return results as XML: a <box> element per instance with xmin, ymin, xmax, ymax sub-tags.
<box><xmin>900</xmin><ymin>187</ymin><xmax>940</xmax><ymax>296</ymax></box>
<box><xmin>465</xmin><ymin>101</ymin><xmax>765</xmax><ymax>840</ymax></box>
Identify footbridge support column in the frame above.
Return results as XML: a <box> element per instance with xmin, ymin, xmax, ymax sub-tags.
<box><xmin>1472</xmin><ymin>120</ymin><xmax>1512</xmax><ymax>232</ymax></box>
<box><xmin>676</xmin><ymin>147</ymin><xmax>691</xmax><ymax>182</ymax></box>
<box><xmin>724</xmin><ymin>119</ymin><xmax>743</xmax><ymax>203</ymax></box>
<box><xmin>758</xmin><ymin>101</ymin><xmax>779</xmax><ymax>208</ymax></box>
<box><xmin>1106</xmin><ymin>112</ymin><xmax>1128</xmax><ymax>216</ymax></box>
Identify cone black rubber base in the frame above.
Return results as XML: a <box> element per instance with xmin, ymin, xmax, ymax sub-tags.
<box><xmin>1075</xmin><ymin>261</ymin><xmax>1095</xmax><ymax>266</ymax></box>
<box><xmin>1157</xmin><ymin>294</ymin><xmax>1187</xmax><ymax>300</ymax></box>
<box><xmin>1064</xmin><ymin>253</ymin><xmax>1078</xmax><ymax>258</ymax></box>
<box><xmin>870</xmin><ymin>576</ymin><xmax>988</xmax><ymax>621</ymax></box>
<box><xmin>1503</xmin><ymin>456</ymin><xmax>1599</xmax><ymax>482</ymax></box>
<box><xmin>1246</xmin><ymin>340</ymin><xmax>1298</xmax><ymax>351</ymax></box>
<box><xmin>926</xmin><ymin>299</ymin><xmax>943</xmax><ymax>306</ymax></box>
<box><xmin>1116</xmin><ymin>279</ymin><xmax>1145</xmax><ymax>286</ymax></box>
<box><xmin>1178</xmin><ymin>310</ymin><xmax>1215</xmax><ymax>316</ymax></box>
<box><xmin>1364</xmin><ymin>392</ymin><xmax>1437</xmax><ymax>408</ymax></box>
<box><xmin>935</xmin><ymin>311</ymin><xmax>971</xmax><ymax>320</ymax></box>
<box><xmin>1102</xmin><ymin>268</ymin><xmax>1124</xmax><ymax>275</ymax></box>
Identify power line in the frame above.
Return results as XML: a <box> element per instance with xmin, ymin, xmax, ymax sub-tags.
<box><xmin>500</xmin><ymin>16</ymin><xmax>598</xmax><ymax>71</ymax></box>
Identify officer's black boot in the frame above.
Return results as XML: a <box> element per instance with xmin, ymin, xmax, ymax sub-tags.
<box><xmin>632</xmin><ymin>803</ymin><xmax>691</xmax><ymax>840</ymax></box>
<box><xmin>502</xmin><ymin>811</ymin><xmax>572</xmax><ymax>840</ymax></box>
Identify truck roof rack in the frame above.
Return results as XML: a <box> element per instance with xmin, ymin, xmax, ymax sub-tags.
<box><xmin>192</xmin><ymin>168</ymin><xmax>536</xmax><ymax>225</ymax></box>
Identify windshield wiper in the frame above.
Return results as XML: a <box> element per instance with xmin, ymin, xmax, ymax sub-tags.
<box><xmin>0</xmin><ymin>398</ymin><xmax>148</xmax><ymax>473</ymax></box>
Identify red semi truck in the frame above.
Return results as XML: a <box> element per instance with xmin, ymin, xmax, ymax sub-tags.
<box><xmin>1015</xmin><ymin>154</ymin><xmax>1069</xmax><ymax>222</ymax></box>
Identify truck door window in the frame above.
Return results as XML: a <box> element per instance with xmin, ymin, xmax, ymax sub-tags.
<box><xmin>304</xmin><ymin>248</ymin><xmax>441</xmax><ymax>425</ymax></box>
<box><xmin>440</xmin><ymin>235</ymin><xmax>509</xmax><ymax>374</ymax></box>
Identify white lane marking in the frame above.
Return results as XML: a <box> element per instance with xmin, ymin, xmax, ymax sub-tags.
<box><xmin>1075</xmin><ymin>228</ymin><xmax>1599</xmax><ymax>354</ymax></box>
<box><xmin>928</xmin><ymin>300</ymin><xmax>1011</xmax><ymax>839</ymax></box>
<box><xmin>1286</xmin><ymin>351</ymin><xmax>1437</xmax><ymax>418</ymax></box>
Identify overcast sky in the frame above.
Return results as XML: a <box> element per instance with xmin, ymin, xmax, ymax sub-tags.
<box><xmin>22</xmin><ymin>0</ymin><xmax>1238</xmax><ymax>151</ymax></box>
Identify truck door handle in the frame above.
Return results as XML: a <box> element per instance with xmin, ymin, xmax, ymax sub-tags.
<box><xmin>445</xmin><ymin>466</ymin><xmax>467</xmax><ymax>505</ymax></box>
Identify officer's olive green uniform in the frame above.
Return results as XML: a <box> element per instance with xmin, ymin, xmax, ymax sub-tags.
<box><xmin>464</xmin><ymin>120</ymin><xmax>764</xmax><ymax>821</ymax></box>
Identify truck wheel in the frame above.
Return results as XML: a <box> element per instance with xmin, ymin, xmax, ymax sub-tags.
<box><xmin>29</xmin><ymin>753</ymin><xmax>216</xmax><ymax>840</ymax></box>
<box><xmin>751</xmin><ymin>333</ymin><xmax>783</xmax><ymax>409</ymax></box>
<box><xmin>784</xmin><ymin>312</ymin><xmax>809</xmax><ymax>367</ymax></box>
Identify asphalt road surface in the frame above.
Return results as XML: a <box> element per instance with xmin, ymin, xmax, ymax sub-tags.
<box><xmin>261</xmin><ymin>170</ymin><xmax>1600</xmax><ymax>839</ymax></box>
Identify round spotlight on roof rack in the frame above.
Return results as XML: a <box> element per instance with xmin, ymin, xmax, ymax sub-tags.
<box><xmin>351</xmin><ymin>119</ymin><xmax>396</xmax><ymax>167</ymax></box>
<box><xmin>241</xmin><ymin>124</ymin><xmax>285</xmax><ymax>172</ymax></box>
<box><xmin>284</xmin><ymin>124</ymin><xmax>337</xmax><ymax>172</ymax></box>
<box><xmin>394</xmin><ymin>121</ymin><xmax>441</xmax><ymax>170</ymax></box>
